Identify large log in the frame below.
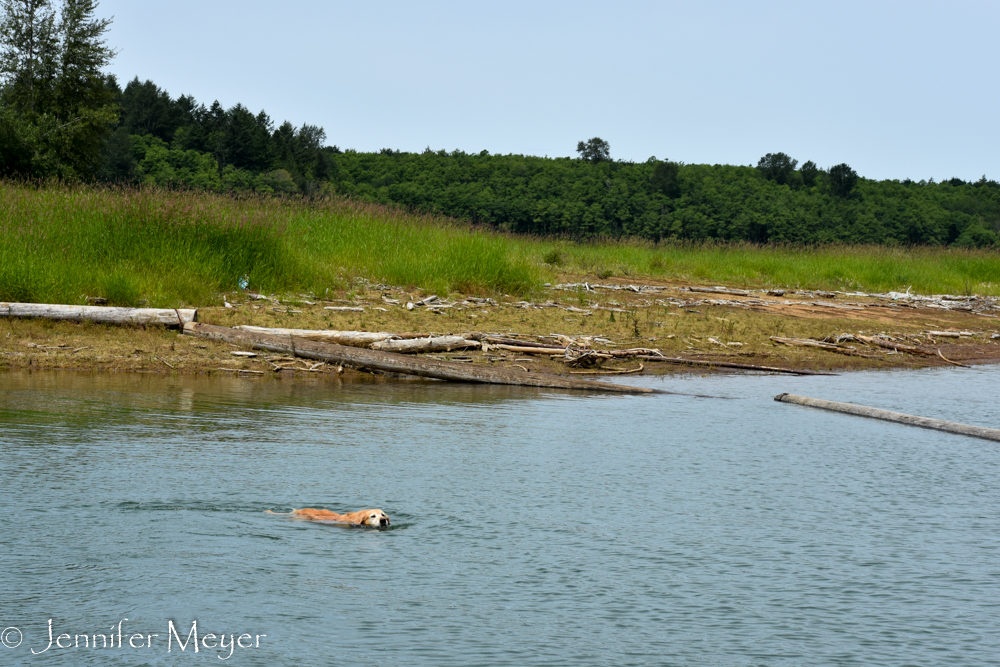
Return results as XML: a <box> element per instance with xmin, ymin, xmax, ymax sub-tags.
<box><xmin>371</xmin><ymin>336</ymin><xmax>480</xmax><ymax>353</ymax></box>
<box><xmin>183</xmin><ymin>322</ymin><xmax>658</xmax><ymax>394</ymax></box>
<box><xmin>1</xmin><ymin>302</ymin><xmax>196</xmax><ymax>327</ymax></box>
<box><xmin>774</xmin><ymin>393</ymin><xmax>1000</xmax><ymax>442</ymax></box>
<box><xmin>234</xmin><ymin>325</ymin><xmax>397</xmax><ymax>347</ymax></box>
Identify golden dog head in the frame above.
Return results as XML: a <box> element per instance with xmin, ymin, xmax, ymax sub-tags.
<box><xmin>355</xmin><ymin>509</ymin><xmax>390</xmax><ymax>528</ymax></box>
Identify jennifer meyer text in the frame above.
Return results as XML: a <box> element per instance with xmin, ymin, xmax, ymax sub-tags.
<box><xmin>2</xmin><ymin>619</ymin><xmax>265</xmax><ymax>660</ymax></box>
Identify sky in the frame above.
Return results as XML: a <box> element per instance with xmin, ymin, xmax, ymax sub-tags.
<box><xmin>97</xmin><ymin>0</ymin><xmax>999</xmax><ymax>182</ymax></box>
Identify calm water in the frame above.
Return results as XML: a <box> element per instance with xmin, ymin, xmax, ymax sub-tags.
<box><xmin>1</xmin><ymin>367</ymin><xmax>999</xmax><ymax>666</ymax></box>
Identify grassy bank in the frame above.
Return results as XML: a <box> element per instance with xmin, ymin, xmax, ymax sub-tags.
<box><xmin>0</xmin><ymin>182</ymin><xmax>538</xmax><ymax>306</ymax></box>
<box><xmin>528</xmin><ymin>240</ymin><xmax>1000</xmax><ymax>296</ymax></box>
<box><xmin>1</xmin><ymin>181</ymin><xmax>998</xmax><ymax>308</ymax></box>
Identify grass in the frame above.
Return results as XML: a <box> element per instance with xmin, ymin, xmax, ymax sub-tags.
<box><xmin>1</xmin><ymin>180</ymin><xmax>998</xmax><ymax>307</ymax></box>
<box><xmin>0</xmin><ymin>182</ymin><xmax>538</xmax><ymax>306</ymax></box>
<box><xmin>529</xmin><ymin>239</ymin><xmax>1000</xmax><ymax>296</ymax></box>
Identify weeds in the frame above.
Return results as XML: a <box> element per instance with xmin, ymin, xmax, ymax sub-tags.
<box><xmin>527</xmin><ymin>238</ymin><xmax>1000</xmax><ymax>296</ymax></box>
<box><xmin>0</xmin><ymin>182</ymin><xmax>538</xmax><ymax>305</ymax></box>
<box><xmin>4</xmin><ymin>181</ymin><xmax>1000</xmax><ymax>308</ymax></box>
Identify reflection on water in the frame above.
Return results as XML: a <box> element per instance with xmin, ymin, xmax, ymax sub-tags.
<box><xmin>1</xmin><ymin>368</ymin><xmax>999</xmax><ymax>666</ymax></box>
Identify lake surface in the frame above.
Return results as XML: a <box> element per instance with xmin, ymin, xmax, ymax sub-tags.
<box><xmin>1</xmin><ymin>367</ymin><xmax>999</xmax><ymax>666</ymax></box>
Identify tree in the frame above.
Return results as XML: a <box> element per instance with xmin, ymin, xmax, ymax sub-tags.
<box><xmin>576</xmin><ymin>137</ymin><xmax>610</xmax><ymax>163</ymax></box>
<box><xmin>650</xmin><ymin>160</ymin><xmax>680</xmax><ymax>198</ymax></box>
<box><xmin>217</xmin><ymin>103</ymin><xmax>273</xmax><ymax>172</ymax></box>
<box><xmin>0</xmin><ymin>0</ymin><xmax>116</xmax><ymax>177</ymax></box>
<box><xmin>0</xmin><ymin>100</ymin><xmax>33</xmax><ymax>174</ymax></box>
<box><xmin>0</xmin><ymin>0</ymin><xmax>58</xmax><ymax>115</ymax></box>
<box><xmin>800</xmin><ymin>160</ymin><xmax>819</xmax><ymax>187</ymax></box>
<box><xmin>756</xmin><ymin>152</ymin><xmax>798</xmax><ymax>185</ymax></box>
<box><xmin>828</xmin><ymin>163</ymin><xmax>858</xmax><ymax>197</ymax></box>
<box><xmin>119</xmin><ymin>77</ymin><xmax>182</xmax><ymax>141</ymax></box>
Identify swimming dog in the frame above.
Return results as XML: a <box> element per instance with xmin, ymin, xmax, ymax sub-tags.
<box><xmin>267</xmin><ymin>508</ymin><xmax>390</xmax><ymax>527</ymax></box>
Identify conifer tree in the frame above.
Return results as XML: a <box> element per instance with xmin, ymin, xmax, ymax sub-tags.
<box><xmin>0</xmin><ymin>0</ymin><xmax>116</xmax><ymax>177</ymax></box>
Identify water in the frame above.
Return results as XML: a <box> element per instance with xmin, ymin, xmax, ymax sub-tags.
<box><xmin>1</xmin><ymin>367</ymin><xmax>999</xmax><ymax>666</ymax></box>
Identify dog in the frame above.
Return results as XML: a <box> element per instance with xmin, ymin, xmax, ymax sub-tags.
<box><xmin>267</xmin><ymin>508</ymin><xmax>390</xmax><ymax>528</ymax></box>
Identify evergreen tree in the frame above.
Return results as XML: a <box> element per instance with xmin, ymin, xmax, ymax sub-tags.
<box><xmin>49</xmin><ymin>0</ymin><xmax>116</xmax><ymax>176</ymax></box>
<box><xmin>0</xmin><ymin>0</ymin><xmax>116</xmax><ymax>177</ymax></box>
<box><xmin>0</xmin><ymin>0</ymin><xmax>58</xmax><ymax>114</ymax></box>
<box><xmin>119</xmin><ymin>77</ymin><xmax>181</xmax><ymax>141</ymax></box>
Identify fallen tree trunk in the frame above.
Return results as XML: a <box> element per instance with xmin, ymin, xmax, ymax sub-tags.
<box><xmin>635</xmin><ymin>355</ymin><xmax>834</xmax><ymax>376</ymax></box>
<box><xmin>1</xmin><ymin>302</ymin><xmax>196</xmax><ymax>327</ymax></box>
<box><xmin>850</xmin><ymin>334</ymin><xmax>934</xmax><ymax>356</ymax></box>
<box><xmin>770</xmin><ymin>336</ymin><xmax>879</xmax><ymax>358</ymax></box>
<box><xmin>492</xmin><ymin>344</ymin><xmax>567</xmax><ymax>355</ymax></box>
<box><xmin>687</xmin><ymin>286</ymin><xmax>751</xmax><ymax>296</ymax></box>
<box><xmin>481</xmin><ymin>336</ymin><xmax>566</xmax><ymax>349</ymax></box>
<box><xmin>774</xmin><ymin>393</ymin><xmax>1000</xmax><ymax>442</ymax></box>
<box><xmin>183</xmin><ymin>322</ymin><xmax>657</xmax><ymax>394</ymax></box>
<box><xmin>371</xmin><ymin>336</ymin><xmax>480</xmax><ymax>353</ymax></box>
<box><xmin>234</xmin><ymin>325</ymin><xmax>397</xmax><ymax>346</ymax></box>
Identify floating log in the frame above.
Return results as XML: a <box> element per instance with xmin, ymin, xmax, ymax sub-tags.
<box><xmin>635</xmin><ymin>354</ymin><xmax>834</xmax><ymax>376</ymax></box>
<box><xmin>1</xmin><ymin>302</ymin><xmax>196</xmax><ymax>327</ymax></box>
<box><xmin>183</xmin><ymin>322</ymin><xmax>658</xmax><ymax>394</ymax></box>
<box><xmin>234</xmin><ymin>325</ymin><xmax>397</xmax><ymax>347</ymax></box>
<box><xmin>371</xmin><ymin>336</ymin><xmax>479</xmax><ymax>354</ymax></box>
<box><xmin>774</xmin><ymin>393</ymin><xmax>1000</xmax><ymax>442</ymax></box>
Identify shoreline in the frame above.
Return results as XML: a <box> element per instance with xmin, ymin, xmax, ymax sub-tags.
<box><xmin>3</xmin><ymin>278</ymin><xmax>999</xmax><ymax>380</ymax></box>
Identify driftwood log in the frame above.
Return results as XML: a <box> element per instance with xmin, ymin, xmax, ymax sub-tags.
<box><xmin>1</xmin><ymin>302</ymin><xmax>196</xmax><ymax>327</ymax></box>
<box><xmin>492</xmin><ymin>344</ymin><xmax>567</xmax><ymax>356</ymax></box>
<box><xmin>183</xmin><ymin>322</ymin><xmax>658</xmax><ymax>394</ymax></box>
<box><xmin>371</xmin><ymin>336</ymin><xmax>480</xmax><ymax>354</ymax></box>
<box><xmin>774</xmin><ymin>393</ymin><xmax>1000</xmax><ymax>442</ymax></box>
<box><xmin>234</xmin><ymin>325</ymin><xmax>397</xmax><ymax>346</ymax></box>
<box><xmin>770</xmin><ymin>336</ymin><xmax>879</xmax><ymax>358</ymax></box>
<box><xmin>850</xmin><ymin>334</ymin><xmax>933</xmax><ymax>356</ymax></box>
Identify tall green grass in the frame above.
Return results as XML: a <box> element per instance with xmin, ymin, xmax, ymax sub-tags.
<box><xmin>0</xmin><ymin>182</ymin><xmax>537</xmax><ymax>306</ymax></box>
<box><xmin>1</xmin><ymin>181</ymin><xmax>997</xmax><ymax>306</ymax></box>
<box><xmin>528</xmin><ymin>239</ymin><xmax>1000</xmax><ymax>296</ymax></box>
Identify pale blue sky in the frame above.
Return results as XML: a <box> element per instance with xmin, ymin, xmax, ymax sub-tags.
<box><xmin>98</xmin><ymin>0</ymin><xmax>998</xmax><ymax>182</ymax></box>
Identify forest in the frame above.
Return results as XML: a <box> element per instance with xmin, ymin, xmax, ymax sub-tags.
<box><xmin>2</xmin><ymin>1</ymin><xmax>999</xmax><ymax>248</ymax></box>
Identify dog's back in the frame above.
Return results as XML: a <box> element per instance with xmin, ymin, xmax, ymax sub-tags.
<box><xmin>268</xmin><ymin>508</ymin><xmax>390</xmax><ymax>527</ymax></box>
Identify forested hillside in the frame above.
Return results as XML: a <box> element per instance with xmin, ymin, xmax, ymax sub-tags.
<box><xmin>19</xmin><ymin>78</ymin><xmax>1000</xmax><ymax>248</ymax></box>
<box><xmin>2</xmin><ymin>1</ymin><xmax>998</xmax><ymax>248</ymax></box>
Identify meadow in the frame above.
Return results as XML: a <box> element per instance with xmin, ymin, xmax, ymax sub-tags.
<box><xmin>1</xmin><ymin>181</ymin><xmax>998</xmax><ymax>307</ymax></box>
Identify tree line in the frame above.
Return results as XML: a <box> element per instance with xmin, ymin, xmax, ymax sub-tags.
<box><xmin>2</xmin><ymin>1</ymin><xmax>998</xmax><ymax>247</ymax></box>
